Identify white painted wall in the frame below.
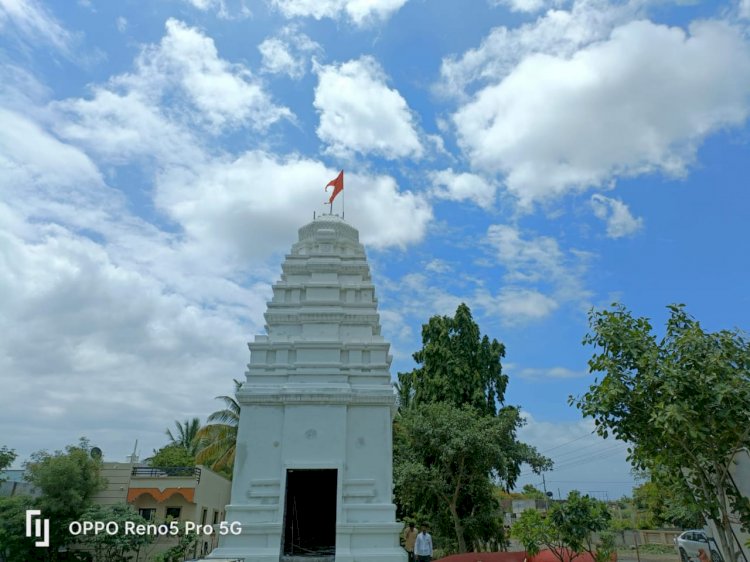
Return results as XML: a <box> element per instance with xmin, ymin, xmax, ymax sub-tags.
<box><xmin>210</xmin><ymin>215</ymin><xmax>406</xmax><ymax>562</ymax></box>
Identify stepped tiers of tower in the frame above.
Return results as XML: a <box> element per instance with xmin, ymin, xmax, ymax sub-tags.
<box><xmin>243</xmin><ymin>214</ymin><xmax>393</xmax><ymax>390</ymax></box>
<box><xmin>207</xmin><ymin>214</ymin><xmax>407</xmax><ymax>562</ymax></box>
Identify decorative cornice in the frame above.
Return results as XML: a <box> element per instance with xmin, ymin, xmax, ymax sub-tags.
<box><xmin>236</xmin><ymin>389</ymin><xmax>396</xmax><ymax>406</ymax></box>
<box><xmin>264</xmin><ymin>312</ymin><xmax>381</xmax><ymax>324</ymax></box>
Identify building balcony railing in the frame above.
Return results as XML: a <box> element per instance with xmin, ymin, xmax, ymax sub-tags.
<box><xmin>131</xmin><ymin>466</ymin><xmax>201</xmax><ymax>483</ymax></box>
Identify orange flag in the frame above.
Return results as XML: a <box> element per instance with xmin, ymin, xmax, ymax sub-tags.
<box><xmin>325</xmin><ymin>170</ymin><xmax>344</xmax><ymax>204</ymax></box>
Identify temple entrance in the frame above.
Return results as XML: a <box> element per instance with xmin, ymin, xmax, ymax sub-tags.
<box><xmin>282</xmin><ymin>469</ymin><xmax>337</xmax><ymax>559</ymax></box>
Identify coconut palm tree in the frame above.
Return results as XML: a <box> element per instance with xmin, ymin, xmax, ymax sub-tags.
<box><xmin>166</xmin><ymin>417</ymin><xmax>202</xmax><ymax>457</ymax></box>
<box><xmin>195</xmin><ymin>380</ymin><xmax>241</xmax><ymax>476</ymax></box>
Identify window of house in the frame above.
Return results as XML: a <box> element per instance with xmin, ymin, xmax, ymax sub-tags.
<box><xmin>212</xmin><ymin>510</ymin><xmax>219</xmax><ymax>524</ymax></box>
<box><xmin>138</xmin><ymin>508</ymin><xmax>155</xmax><ymax>521</ymax></box>
<box><xmin>201</xmin><ymin>508</ymin><xmax>208</xmax><ymax>525</ymax></box>
<box><xmin>165</xmin><ymin>507</ymin><xmax>182</xmax><ymax>520</ymax></box>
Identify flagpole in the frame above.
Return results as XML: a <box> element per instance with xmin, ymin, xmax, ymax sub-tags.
<box><xmin>342</xmin><ymin>181</ymin><xmax>345</xmax><ymax>220</ymax></box>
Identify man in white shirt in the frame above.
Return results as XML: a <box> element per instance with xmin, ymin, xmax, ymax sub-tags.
<box><xmin>414</xmin><ymin>524</ymin><xmax>433</xmax><ymax>562</ymax></box>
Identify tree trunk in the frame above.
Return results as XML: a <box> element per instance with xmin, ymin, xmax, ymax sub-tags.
<box><xmin>713</xmin><ymin>479</ymin><xmax>738</xmax><ymax>562</ymax></box>
<box><xmin>448</xmin><ymin>500</ymin><xmax>468</xmax><ymax>553</ymax></box>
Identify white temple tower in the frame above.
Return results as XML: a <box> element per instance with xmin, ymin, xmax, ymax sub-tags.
<box><xmin>210</xmin><ymin>214</ymin><xmax>406</xmax><ymax>562</ymax></box>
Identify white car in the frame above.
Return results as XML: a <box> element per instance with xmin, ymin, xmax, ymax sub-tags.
<box><xmin>674</xmin><ymin>530</ymin><xmax>723</xmax><ymax>562</ymax></box>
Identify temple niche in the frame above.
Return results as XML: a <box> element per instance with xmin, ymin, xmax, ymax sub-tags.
<box><xmin>208</xmin><ymin>214</ymin><xmax>406</xmax><ymax>562</ymax></box>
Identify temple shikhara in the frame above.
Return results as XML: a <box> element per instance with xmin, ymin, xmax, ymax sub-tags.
<box><xmin>208</xmin><ymin>214</ymin><xmax>406</xmax><ymax>562</ymax></box>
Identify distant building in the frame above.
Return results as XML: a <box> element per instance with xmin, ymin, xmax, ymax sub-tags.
<box><xmin>2</xmin><ymin>459</ymin><xmax>231</xmax><ymax>558</ymax></box>
<box><xmin>92</xmin><ymin>461</ymin><xmax>231</xmax><ymax>558</ymax></box>
<box><xmin>501</xmin><ymin>498</ymin><xmax>550</xmax><ymax>526</ymax></box>
<box><xmin>0</xmin><ymin>469</ymin><xmax>39</xmax><ymax>497</ymax></box>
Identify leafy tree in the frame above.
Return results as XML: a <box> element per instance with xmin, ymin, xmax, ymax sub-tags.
<box><xmin>0</xmin><ymin>446</ymin><xmax>17</xmax><ymax>481</ymax></box>
<box><xmin>165</xmin><ymin>418</ymin><xmax>202</xmax><ymax>457</ymax></box>
<box><xmin>394</xmin><ymin>304</ymin><xmax>550</xmax><ymax>553</ymax></box>
<box><xmin>149</xmin><ymin>531</ymin><xmax>198</xmax><ymax>562</ymax></box>
<box><xmin>522</xmin><ymin>484</ymin><xmax>547</xmax><ymax>500</ymax></box>
<box><xmin>632</xmin><ymin>474</ymin><xmax>703</xmax><ymax>529</ymax></box>
<box><xmin>395</xmin><ymin>403</ymin><xmax>550</xmax><ymax>553</ymax></box>
<box><xmin>75</xmin><ymin>503</ymin><xmax>154</xmax><ymax>562</ymax></box>
<box><xmin>397</xmin><ymin>303</ymin><xmax>507</xmax><ymax>415</ymax></box>
<box><xmin>24</xmin><ymin>438</ymin><xmax>106</xmax><ymax>561</ymax></box>
<box><xmin>0</xmin><ymin>495</ymin><xmax>38</xmax><ymax>562</ymax></box>
<box><xmin>195</xmin><ymin>380</ymin><xmax>241</xmax><ymax>475</ymax></box>
<box><xmin>512</xmin><ymin>491</ymin><xmax>612</xmax><ymax>562</ymax></box>
<box><xmin>513</xmin><ymin>508</ymin><xmax>548</xmax><ymax>559</ymax></box>
<box><xmin>149</xmin><ymin>444</ymin><xmax>195</xmax><ymax>469</ymax></box>
<box><xmin>570</xmin><ymin>304</ymin><xmax>750</xmax><ymax>562</ymax></box>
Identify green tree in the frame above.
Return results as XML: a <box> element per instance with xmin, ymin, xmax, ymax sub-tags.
<box><xmin>75</xmin><ymin>503</ymin><xmax>154</xmax><ymax>562</ymax></box>
<box><xmin>149</xmin><ymin>444</ymin><xmax>195</xmax><ymax>470</ymax></box>
<box><xmin>631</xmin><ymin>474</ymin><xmax>703</xmax><ymax>529</ymax></box>
<box><xmin>149</xmin><ymin>531</ymin><xmax>198</xmax><ymax>562</ymax></box>
<box><xmin>24</xmin><ymin>438</ymin><xmax>106</xmax><ymax>561</ymax></box>
<box><xmin>0</xmin><ymin>446</ymin><xmax>17</xmax><ymax>481</ymax></box>
<box><xmin>0</xmin><ymin>495</ymin><xmax>38</xmax><ymax>562</ymax></box>
<box><xmin>165</xmin><ymin>418</ymin><xmax>202</xmax><ymax>457</ymax></box>
<box><xmin>195</xmin><ymin>380</ymin><xmax>241</xmax><ymax>475</ymax></box>
<box><xmin>397</xmin><ymin>303</ymin><xmax>507</xmax><ymax>415</ymax></box>
<box><xmin>513</xmin><ymin>508</ymin><xmax>548</xmax><ymax>559</ymax></box>
<box><xmin>512</xmin><ymin>491</ymin><xmax>612</xmax><ymax>562</ymax></box>
<box><xmin>395</xmin><ymin>403</ymin><xmax>550</xmax><ymax>553</ymax></box>
<box><xmin>522</xmin><ymin>484</ymin><xmax>547</xmax><ymax>500</ymax></box>
<box><xmin>394</xmin><ymin>304</ymin><xmax>550</xmax><ymax>553</ymax></box>
<box><xmin>570</xmin><ymin>304</ymin><xmax>750</xmax><ymax>562</ymax></box>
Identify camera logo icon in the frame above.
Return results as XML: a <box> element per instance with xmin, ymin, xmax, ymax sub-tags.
<box><xmin>25</xmin><ymin>509</ymin><xmax>50</xmax><ymax>548</ymax></box>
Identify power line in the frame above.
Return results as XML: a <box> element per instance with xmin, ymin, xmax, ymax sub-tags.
<box><xmin>517</xmin><ymin>442</ymin><xmax>628</xmax><ymax>478</ymax></box>
<box><xmin>537</xmin><ymin>432</ymin><xmax>594</xmax><ymax>454</ymax></box>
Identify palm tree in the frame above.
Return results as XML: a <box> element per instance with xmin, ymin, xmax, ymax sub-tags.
<box><xmin>195</xmin><ymin>380</ymin><xmax>241</xmax><ymax>475</ymax></box>
<box><xmin>166</xmin><ymin>417</ymin><xmax>202</xmax><ymax>457</ymax></box>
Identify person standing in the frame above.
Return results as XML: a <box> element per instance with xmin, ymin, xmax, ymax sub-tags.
<box><xmin>414</xmin><ymin>523</ymin><xmax>433</xmax><ymax>562</ymax></box>
<box><xmin>403</xmin><ymin>522</ymin><xmax>418</xmax><ymax>562</ymax></box>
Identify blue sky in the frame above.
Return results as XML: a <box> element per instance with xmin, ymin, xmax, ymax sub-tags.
<box><xmin>1</xmin><ymin>0</ymin><xmax>749</xmax><ymax>501</ymax></box>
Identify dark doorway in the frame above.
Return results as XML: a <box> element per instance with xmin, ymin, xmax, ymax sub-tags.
<box><xmin>282</xmin><ymin>469</ymin><xmax>337</xmax><ymax>557</ymax></box>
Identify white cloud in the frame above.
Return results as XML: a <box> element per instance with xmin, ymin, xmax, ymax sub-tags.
<box><xmin>490</xmin><ymin>0</ymin><xmax>559</xmax><ymax>14</ymax></box>
<box><xmin>740</xmin><ymin>0</ymin><xmax>750</xmax><ymax>19</ymax></box>
<box><xmin>182</xmin><ymin>0</ymin><xmax>250</xmax><ymax>19</ymax></box>
<box><xmin>271</xmin><ymin>0</ymin><xmax>409</xmax><ymax>25</ymax></box>
<box><xmin>54</xmin><ymin>18</ymin><xmax>291</xmax><ymax>164</ymax></box>
<box><xmin>314</xmin><ymin>56</ymin><xmax>422</xmax><ymax>159</ymax></box>
<box><xmin>0</xmin><ymin>0</ymin><xmax>74</xmax><ymax>53</ymax></box>
<box><xmin>487</xmin><ymin>224</ymin><xmax>566</xmax><ymax>284</ymax></box>
<box><xmin>439</xmin><ymin>0</ymin><xmax>635</xmax><ymax>100</ymax></box>
<box><xmin>514</xmin><ymin>366</ymin><xmax>588</xmax><ymax>379</ymax></box>
<box><xmin>0</xmin><ymin>105</ymin><xmax>269</xmax><ymax>465</ymax></box>
<box><xmin>590</xmin><ymin>194</ymin><xmax>643</xmax><ymax>238</ymax></box>
<box><xmin>0</xmin><ymin>108</ymin><xmax>102</xmax><ymax>191</ymax></box>
<box><xmin>116</xmin><ymin>16</ymin><xmax>127</xmax><ymax>33</ymax></box>
<box><xmin>478</xmin><ymin>287</ymin><xmax>559</xmax><ymax>321</ymax></box>
<box><xmin>54</xmin><ymin>89</ymin><xmax>202</xmax><ymax>166</ymax></box>
<box><xmin>0</xmin><ymin>210</ymin><xmax>257</xmax><ymax>466</ymax></box>
<box><xmin>430</xmin><ymin>169</ymin><xmax>497</xmax><ymax>209</ymax></box>
<box><xmin>453</xmin><ymin>19</ymin><xmax>750</xmax><ymax>206</ymax></box>
<box><xmin>485</xmin><ymin>224</ymin><xmax>592</xmax><ymax>317</ymax></box>
<box><xmin>148</xmin><ymin>19</ymin><xmax>291</xmax><ymax>131</ymax></box>
<box><xmin>184</xmin><ymin>0</ymin><xmax>219</xmax><ymax>9</ymax></box>
<box><xmin>424</xmin><ymin>258</ymin><xmax>451</xmax><ymax>274</ymax></box>
<box><xmin>259</xmin><ymin>26</ymin><xmax>321</xmax><ymax>79</ymax></box>
<box><xmin>155</xmin><ymin>151</ymin><xmax>433</xmax><ymax>264</ymax></box>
